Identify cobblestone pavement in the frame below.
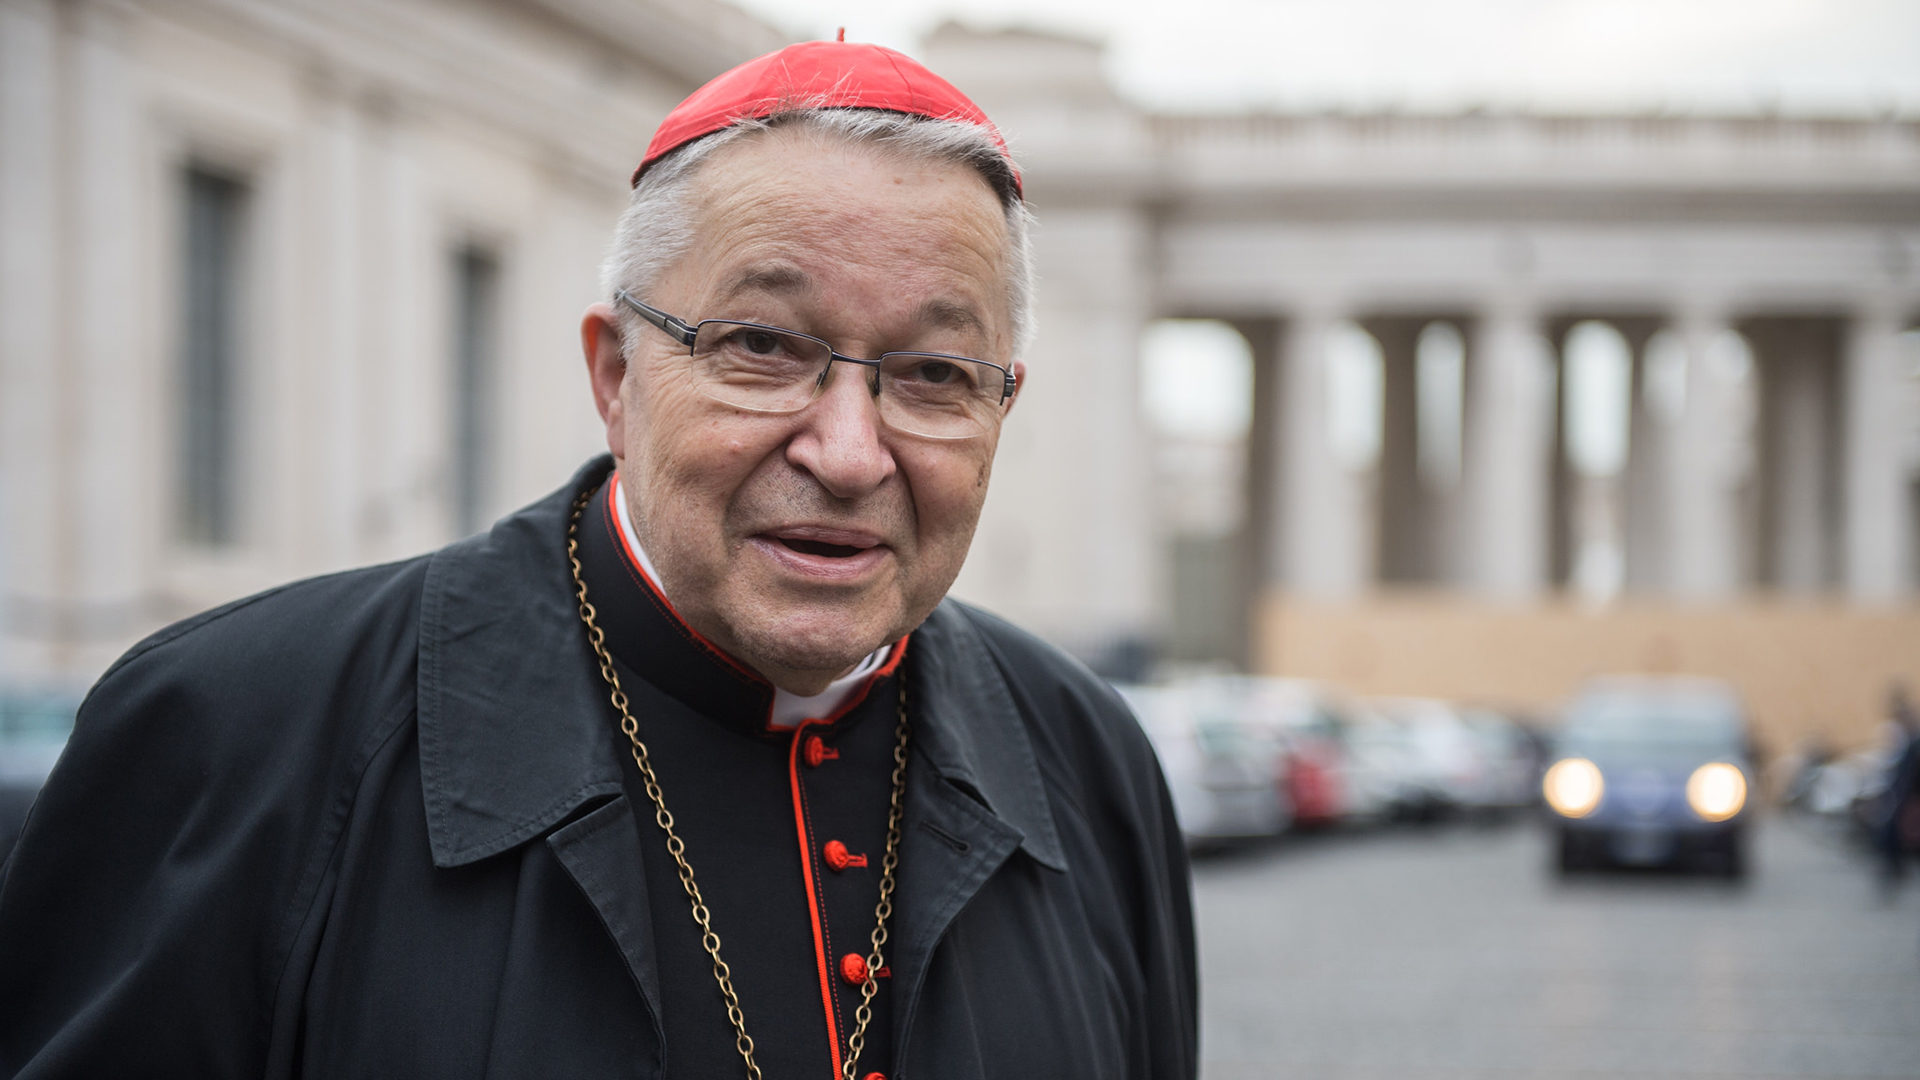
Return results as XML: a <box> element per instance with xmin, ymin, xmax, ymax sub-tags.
<box><xmin>1192</xmin><ymin>816</ymin><xmax>1920</xmax><ymax>1079</ymax></box>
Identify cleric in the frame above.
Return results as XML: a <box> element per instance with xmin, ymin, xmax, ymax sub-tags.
<box><xmin>0</xmin><ymin>38</ymin><xmax>1198</xmax><ymax>1080</ymax></box>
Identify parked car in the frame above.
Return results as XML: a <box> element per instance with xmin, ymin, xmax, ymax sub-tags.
<box><xmin>1545</xmin><ymin>677</ymin><xmax>1756</xmax><ymax>877</ymax></box>
<box><xmin>1120</xmin><ymin>682</ymin><xmax>1292</xmax><ymax>847</ymax></box>
<box><xmin>1459</xmin><ymin>708</ymin><xmax>1542</xmax><ymax>815</ymax></box>
<box><xmin>1235</xmin><ymin>678</ymin><xmax>1348</xmax><ymax>828</ymax></box>
<box><xmin>1782</xmin><ymin>746</ymin><xmax>1886</xmax><ymax>828</ymax></box>
<box><xmin>1339</xmin><ymin>715</ymin><xmax>1429</xmax><ymax>824</ymax></box>
<box><xmin>1354</xmin><ymin>698</ymin><xmax>1536</xmax><ymax>820</ymax></box>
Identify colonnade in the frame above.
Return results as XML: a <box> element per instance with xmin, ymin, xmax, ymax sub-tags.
<box><xmin>1231</xmin><ymin>303</ymin><xmax>1915</xmax><ymax>607</ymax></box>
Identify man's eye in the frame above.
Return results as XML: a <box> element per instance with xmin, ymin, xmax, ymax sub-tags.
<box><xmin>888</xmin><ymin>357</ymin><xmax>995</xmax><ymax>408</ymax></box>
<box><xmin>736</xmin><ymin>329</ymin><xmax>787</xmax><ymax>355</ymax></box>
<box><xmin>910</xmin><ymin>360</ymin><xmax>961</xmax><ymax>384</ymax></box>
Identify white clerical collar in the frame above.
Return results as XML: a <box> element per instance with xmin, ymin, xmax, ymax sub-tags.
<box><xmin>612</xmin><ymin>476</ymin><xmax>892</xmax><ymax>729</ymax></box>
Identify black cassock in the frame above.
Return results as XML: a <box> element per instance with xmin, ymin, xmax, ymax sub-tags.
<box><xmin>0</xmin><ymin>457</ymin><xmax>1197</xmax><ymax>1079</ymax></box>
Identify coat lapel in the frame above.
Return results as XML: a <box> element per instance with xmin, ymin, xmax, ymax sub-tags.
<box><xmin>889</xmin><ymin>752</ymin><xmax>1026</xmax><ymax>1054</ymax></box>
<box><xmin>416</xmin><ymin>459</ymin><xmax>621</xmax><ymax>869</ymax></box>
<box><xmin>546</xmin><ymin>796</ymin><xmax>667</xmax><ymax>1059</ymax></box>
<box><xmin>887</xmin><ymin>602</ymin><xmax>1071</xmax><ymax>1054</ymax></box>
<box><xmin>415</xmin><ymin>459</ymin><xmax>668</xmax><ymax>1041</ymax></box>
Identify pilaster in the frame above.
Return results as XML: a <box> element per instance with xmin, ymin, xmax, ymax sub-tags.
<box><xmin>0</xmin><ymin>0</ymin><xmax>61</xmax><ymax>679</ymax></box>
<box><xmin>68</xmin><ymin>1</ymin><xmax>152</xmax><ymax>672</ymax></box>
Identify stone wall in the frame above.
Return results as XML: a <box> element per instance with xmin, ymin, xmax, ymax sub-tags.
<box><xmin>1259</xmin><ymin>593</ymin><xmax>1920</xmax><ymax>752</ymax></box>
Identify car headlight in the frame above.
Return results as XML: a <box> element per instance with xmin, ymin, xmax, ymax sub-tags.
<box><xmin>1686</xmin><ymin>762</ymin><xmax>1746</xmax><ymax>822</ymax></box>
<box><xmin>1543</xmin><ymin>757</ymin><xmax>1603</xmax><ymax>818</ymax></box>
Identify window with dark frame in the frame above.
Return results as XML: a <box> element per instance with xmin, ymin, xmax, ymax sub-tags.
<box><xmin>451</xmin><ymin>245</ymin><xmax>499</xmax><ymax>536</ymax></box>
<box><xmin>177</xmin><ymin>166</ymin><xmax>248</xmax><ymax>547</ymax></box>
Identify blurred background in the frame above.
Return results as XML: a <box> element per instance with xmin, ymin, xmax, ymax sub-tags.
<box><xmin>2</xmin><ymin>0</ymin><xmax>1919</xmax><ymax>1076</ymax></box>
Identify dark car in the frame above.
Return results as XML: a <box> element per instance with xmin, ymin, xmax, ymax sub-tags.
<box><xmin>1545</xmin><ymin>677</ymin><xmax>1755</xmax><ymax>877</ymax></box>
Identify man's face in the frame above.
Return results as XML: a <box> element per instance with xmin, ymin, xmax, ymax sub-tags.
<box><xmin>583</xmin><ymin>128</ymin><xmax>1020</xmax><ymax>694</ymax></box>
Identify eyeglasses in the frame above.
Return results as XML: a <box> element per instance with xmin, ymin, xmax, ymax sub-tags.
<box><xmin>615</xmin><ymin>290</ymin><xmax>1016</xmax><ymax>441</ymax></box>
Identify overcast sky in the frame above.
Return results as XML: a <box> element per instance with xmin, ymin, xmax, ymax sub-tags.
<box><xmin>728</xmin><ymin>0</ymin><xmax>1920</xmax><ymax>115</ymax></box>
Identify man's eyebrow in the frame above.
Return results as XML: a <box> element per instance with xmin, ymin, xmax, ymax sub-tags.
<box><xmin>717</xmin><ymin>265</ymin><xmax>813</xmax><ymax>303</ymax></box>
<box><xmin>914</xmin><ymin>298</ymin><xmax>987</xmax><ymax>338</ymax></box>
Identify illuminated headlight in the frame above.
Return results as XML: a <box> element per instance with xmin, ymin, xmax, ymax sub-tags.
<box><xmin>1686</xmin><ymin>763</ymin><xmax>1747</xmax><ymax>822</ymax></box>
<box><xmin>1543</xmin><ymin>758</ymin><xmax>1604</xmax><ymax>818</ymax></box>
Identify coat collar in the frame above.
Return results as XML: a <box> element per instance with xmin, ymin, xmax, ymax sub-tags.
<box><xmin>415</xmin><ymin>456</ymin><xmax>1067</xmax><ymax>872</ymax></box>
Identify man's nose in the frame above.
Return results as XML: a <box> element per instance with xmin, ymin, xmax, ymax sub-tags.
<box><xmin>784</xmin><ymin>361</ymin><xmax>897</xmax><ymax>499</ymax></box>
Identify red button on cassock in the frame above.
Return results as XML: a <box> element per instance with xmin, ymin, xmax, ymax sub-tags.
<box><xmin>804</xmin><ymin>735</ymin><xmax>839</xmax><ymax>768</ymax></box>
<box><xmin>823</xmin><ymin>839</ymin><xmax>868</xmax><ymax>871</ymax></box>
<box><xmin>864</xmin><ymin>1073</ymin><xmax>886</xmax><ymax>1080</ymax></box>
<box><xmin>840</xmin><ymin>952</ymin><xmax>869</xmax><ymax>986</ymax></box>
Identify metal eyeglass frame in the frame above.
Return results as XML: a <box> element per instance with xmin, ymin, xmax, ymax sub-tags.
<box><xmin>613</xmin><ymin>290</ymin><xmax>1018</xmax><ymax>408</ymax></box>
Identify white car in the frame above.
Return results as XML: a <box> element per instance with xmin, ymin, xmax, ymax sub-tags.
<box><xmin>1120</xmin><ymin>682</ymin><xmax>1292</xmax><ymax>846</ymax></box>
<box><xmin>1356</xmin><ymin>698</ymin><xmax>1537</xmax><ymax>818</ymax></box>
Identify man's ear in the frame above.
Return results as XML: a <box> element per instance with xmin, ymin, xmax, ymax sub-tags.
<box><xmin>581</xmin><ymin>302</ymin><xmax>627</xmax><ymax>459</ymax></box>
<box><xmin>1004</xmin><ymin>359</ymin><xmax>1027</xmax><ymax>416</ymax></box>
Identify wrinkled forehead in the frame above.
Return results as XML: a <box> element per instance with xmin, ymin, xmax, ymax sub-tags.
<box><xmin>679</xmin><ymin>131</ymin><xmax>1013</xmax><ymax>294</ymax></box>
<box><xmin>694</xmin><ymin>124</ymin><xmax>1004</xmax><ymax>215</ymax></box>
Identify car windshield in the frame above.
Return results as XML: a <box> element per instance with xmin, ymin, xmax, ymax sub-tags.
<box><xmin>1559</xmin><ymin>706</ymin><xmax>1743</xmax><ymax>761</ymax></box>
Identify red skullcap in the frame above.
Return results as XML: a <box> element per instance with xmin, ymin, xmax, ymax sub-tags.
<box><xmin>633</xmin><ymin>39</ymin><xmax>1019</xmax><ymax>196</ymax></box>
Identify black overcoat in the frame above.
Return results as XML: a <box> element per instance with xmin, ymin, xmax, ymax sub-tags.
<box><xmin>0</xmin><ymin>459</ymin><xmax>1198</xmax><ymax>1078</ymax></box>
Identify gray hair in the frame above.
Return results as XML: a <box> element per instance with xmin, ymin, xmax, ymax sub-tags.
<box><xmin>597</xmin><ymin>107</ymin><xmax>1036</xmax><ymax>360</ymax></box>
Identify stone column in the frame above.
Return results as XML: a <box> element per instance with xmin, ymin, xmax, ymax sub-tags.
<box><xmin>1623</xmin><ymin>327</ymin><xmax>1676</xmax><ymax>593</ymax></box>
<box><xmin>1666</xmin><ymin>306</ymin><xmax>1746</xmax><ymax>600</ymax></box>
<box><xmin>1416</xmin><ymin>321</ymin><xmax>1469</xmax><ymax>590</ymax></box>
<box><xmin>1277</xmin><ymin>306</ymin><xmax>1367</xmax><ymax>599</ymax></box>
<box><xmin>1463</xmin><ymin>302</ymin><xmax>1554</xmax><ymax>600</ymax></box>
<box><xmin>1843</xmin><ymin>303</ymin><xmax>1914</xmax><ymax>603</ymax></box>
<box><xmin>0</xmin><ymin>0</ymin><xmax>61</xmax><ymax>679</ymax></box>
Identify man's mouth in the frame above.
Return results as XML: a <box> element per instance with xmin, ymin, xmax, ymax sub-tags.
<box><xmin>780</xmin><ymin>538</ymin><xmax>865</xmax><ymax>559</ymax></box>
<box><xmin>751</xmin><ymin>529</ymin><xmax>888</xmax><ymax>582</ymax></box>
<box><xmin>763</xmin><ymin>527</ymin><xmax>886</xmax><ymax>564</ymax></box>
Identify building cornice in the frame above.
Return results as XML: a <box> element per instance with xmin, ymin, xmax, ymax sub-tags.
<box><xmin>139</xmin><ymin>0</ymin><xmax>787</xmax><ymax>191</ymax></box>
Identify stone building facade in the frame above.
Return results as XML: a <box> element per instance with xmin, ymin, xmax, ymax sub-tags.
<box><xmin>0</xmin><ymin>0</ymin><xmax>782</xmax><ymax>679</ymax></box>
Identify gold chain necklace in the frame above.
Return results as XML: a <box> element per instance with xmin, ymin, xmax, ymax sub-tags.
<box><xmin>566</xmin><ymin>488</ymin><xmax>908</xmax><ymax>1080</ymax></box>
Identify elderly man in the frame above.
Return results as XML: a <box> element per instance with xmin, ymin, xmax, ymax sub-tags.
<box><xmin>0</xmin><ymin>40</ymin><xmax>1197</xmax><ymax>1080</ymax></box>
